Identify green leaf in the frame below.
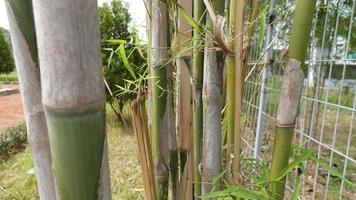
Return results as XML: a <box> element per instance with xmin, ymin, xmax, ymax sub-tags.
<box><xmin>309</xmin><ymin>156</ymin><xmax>356</xmax><ymax>188</ymax></box>
<box><xmin>202</xmin><ymin>190</ymin><xmax>232</xmax><ymax>198</ymax></box>
<box><xmin>106</xmin><ymin>50</ymin><xmax>114</xmax><ymax>69</ymax></box>
<box><xmin>290</xmin><ymin>182</ymin><xmax>302</xmax><ymax>200</ymax></box>
<box><xmin>118</xmin><ymin>43</ymin><xmax>137</xmax><ymax>80</ymax></box>
<box><xmin>272</xmin><ymin>150</ymin><xmax>311</xmax><ymax>181</ymax></box>
<box><xmin>231</xmin><ymin>186</ymin><xmax>265</xmax><ymax>200</ymax></box>
<box><xmin>258</xmin><ymin>6</ymin><xmax>267</xmax><ymax>49</ymax></box>
<box><xmin>173</xmin><ymin>1</ymin><xmax>200</xmax><ymax>32</ymax></box>
<box><xmin>104</xmin><ymin>39</ymin><xmax>126</xmax><ymax>44</ymax></box>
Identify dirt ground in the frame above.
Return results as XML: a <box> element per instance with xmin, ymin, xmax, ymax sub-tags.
<box><xmin>0</xmin><ymin>88</ymin><xmax>24</xmax><ymax>132</ymax></box>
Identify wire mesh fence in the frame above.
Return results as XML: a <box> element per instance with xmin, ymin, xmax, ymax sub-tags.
<box><xmin>241</xmin><ymin>0</ymin><xmax>355</xmax><ymax>199</ymax></box>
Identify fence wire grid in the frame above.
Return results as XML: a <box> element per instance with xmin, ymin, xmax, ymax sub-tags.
<box><xmin>241</xmin><ymin>0</ymin><xmax>356</xmax><ymax>199</ymax></box>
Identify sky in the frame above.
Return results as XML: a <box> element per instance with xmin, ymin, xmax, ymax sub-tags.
<box><xmin>0</xmin><ymin>0</ymin><xmax>146</xmax><ymax>38</ymax></box>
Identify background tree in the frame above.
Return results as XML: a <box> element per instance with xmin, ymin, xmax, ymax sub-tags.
<box><xmin>0</xmin><ymin>28</ymin><xmax>14</xmax><ymax>74</ymax></box>
<box><xmin>99</xmin><ymin>0</ymin><xmax>147</xmax><ymax>122</ymax></box>
<box><xmin>0</xmin><ymin>27</ymin><xmax>11</xmax><ymax>46</ymax></box>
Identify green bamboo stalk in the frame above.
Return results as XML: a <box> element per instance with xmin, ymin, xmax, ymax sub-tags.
<box><xmin>32</xmin><ymin>1</ymin><xmax>111</xmax><ymax>199</ymax></box>
<box><xmin>225</xmin><ymin>0</ymin><xmax>237</xmax><ymax>182</ymax></box>
<box><xmin>232</xmin><ymin>0</ymin><xmax>245</xmax><ymax>185</ymax></box>
<box><xmin>242</xmin><ymin>0</ymin><xmax>260</xmax><ymax>64</ymax></box>
<box><xmin>5</xmin><ymin>0</ymin><xmax>58</xmax><ymax>198</ymax></box>
<box><xmin>270</xmin><ymin>0</ymin><xmax>316</xmax><ymax>199</ymax></box>
<box><xmin>192</xmin><ymin>0</ymin><xmax>206</xmax><ymax>197</ymax></box>
<box><xmin>151</xmin><ymin>0</ymin><xmax>170</xmax><ymax>199</ymax></box>
<box><xmin>241</xmin><ymin>0</ymin><xmax>260</xmax><ymax>87</ymax></box>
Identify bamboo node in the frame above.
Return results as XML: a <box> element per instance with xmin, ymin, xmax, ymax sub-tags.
<box><xmin>275</xmin><ymin>122</ymin><xmax>296</xmax><ymax>128</ymax></box>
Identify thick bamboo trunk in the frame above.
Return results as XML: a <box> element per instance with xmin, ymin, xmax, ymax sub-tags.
<box><xmin>225</xmin><ymin>0</ymin><xmax>237</xmax><ymax>182</ymax></box>
<box><xmin>201</xmin><ymin>0</ymin><xmax>224</xmax><ymax>197</ymax></box>
<box><xmin>201</xmin><ymin>32</ymin><xmax>223</xmax><ymax>196</ymax></box>
<box><xmin>270</xmin><ymin>0</ymin><xmax>316</xmax><ymax>199</ymax></box>
<box><xmin>32</xmin><ymin>0</ymin><xmax>111</xmax><ymax>199</ymax></box>
<box><xmin>5</xmin><ymin>1</ymin><xmax>58</xmax><ymax>199</ymax></box>
<box><xmin>151</xmin><ymin>0</ymin><xmax>170</xmax><ymax>199</ymax></box>
<box><xmin>192</xmin><ymin>0</ymin><xmax>206</xmax><ymax>197</ymax></box>
<box><xmin>232</xmin><ymin>0</ymin><xmax>245</xmax><ymax>185</ymax></box>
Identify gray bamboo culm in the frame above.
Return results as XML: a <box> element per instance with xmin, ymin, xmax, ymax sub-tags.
<box><xmin>32</xmin><ymin>0</ymin><xmax>111</xmax><ymax>199</ymax></box>
<box><xmin>5</xmin><ymin>0</ymin><xmax>59</xmax><ymax>199</ymax></box>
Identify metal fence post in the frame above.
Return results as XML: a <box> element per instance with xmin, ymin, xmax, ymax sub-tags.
<box><xmin>253</xmin><ymin>0</ymin><xmax>277</xmax><ymax>159</ymax></box>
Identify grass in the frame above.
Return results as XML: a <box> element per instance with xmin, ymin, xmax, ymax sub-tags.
<box><xmin>0</xmin><ymin>123</ymin><xmax>27</xmax><ymax>160</ymax></box>
<box><xmin>0</xmin><ymin>71</ymin><xmax>18</xmax><ymax>84</ymax></box>
<box><xmin>0</xmin><ymin>149</ymin><xmax>38</xmax><ymax>199</ymax></box>
<box><xmin>0</xmin><ymin>104</ymin><xmax>144</xmax><ymax>199</ymax></box>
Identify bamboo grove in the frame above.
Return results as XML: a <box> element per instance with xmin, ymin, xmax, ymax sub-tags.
<box><xmin>4</xmin><ymin>0</ymin><xmax>319</xmax><ymax>199</ymax></box>
<box><xmin>141</xmin><ymin>0</ymin><xmax>316</xmax><ymax>199</ymax></box>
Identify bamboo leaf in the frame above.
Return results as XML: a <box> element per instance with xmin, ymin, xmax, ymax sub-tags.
<box><xmin>104</xmin><ymin>39</ymin><xmax>126</xmax><ymax>44</ymax></box>
<box><xmin>212</xmin><ymin>169</ymin><xmax>226</xmax><ymax>185</ymax></box>
<box><xmin>259</xmin><ymin>6</ymin><xmax>268</xmax><ymax>49</ymax></box>
<box><xmin>118</xmin><ymin>43</ymin><xmax>137</xmax><ymax>80</ymax></box>
<box><xmin>290</xmin><ymin>182</ymin><xmax>302</xmax><ymax>200</ymax></box>
<box><xmin>309</xmin><ymin>156</ymin><xmax>356</xmax><ymax>188</ymax></box>
<box><xmin>272</xmin><ymin>150</ymin><xmax>311</xmax><ymax>181</ymax></box>
<box><xmin>107</xmin><ymin>50</ymin><xmax>114</xmax><ymax>69</ymax></box>
<box><xmin>172</xmin><ymin>1</ymin><xmax>200</xmax><ymax>32</ymax></box>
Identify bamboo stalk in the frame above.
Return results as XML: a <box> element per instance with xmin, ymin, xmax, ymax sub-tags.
<box><xmin>175</xmin><ymin>0</ymin><xmax>193</xmax><ymax>199</ymax></box>
<box><xmin>146</xmin><ymin>0</ymin><xmax>153</xmax><ymax>140</ymax></box>
<box><xmin>192</xmin><ymin>0</ymin><xmax>206</xmax><ymax>197</ymax></box>
<box><xmin>176</xmin><ymin>0</ymin><xmax>192</xmax><ymax>171</ymax></box>
<box><xmin>151</xmin><ymin>0</ymin><xmax>170</xmax><ymax>199</ymax></box>
<box><xmin>5</xmin><ymin>0</ymin><xmax>58</xmax><ymax>199</ymax></box>
<box><xmin>168</xmin><ymin>65</ymin><xmax>178</xmax><ymax>200</ymax></box>
<box><xmin>241</xmin><ymin>0</ymin><xmax>260</xmax><ymax>89</ymax></box>
<box><xmin>232</xmin><ymin>0</ymin><xmax>245</xmax><ymax>185</ymax></box>
<box><xmin>270</xmin><ymin>0</ymin><xmax>316</xmax><ymax>199</ymax></box>
<box><xmin>225</xmin><ymin>0</ymin><xmax>237</xmax><ymax>182</ymax></box>
<box><xmin>201</xmin><ymin>0</ymin><xmax>225</xmax><ymax>196</ymax></box>
<box><xmin>180</xmin><ymin>132</ymin><xmax>194</xmax><ymax>200</ymax></box>
<box><xmin>242</xmin><ymin>0</ymin><xmax>260</xmax><ymax>64</ymax></box>
<box><xmin>32</xmin><ymin>0</ymin><xmax>111</xmax><ymax>198</ymax></box>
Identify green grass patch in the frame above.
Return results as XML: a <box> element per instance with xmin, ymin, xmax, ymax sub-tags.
<box><xmin>0</xmin><ymin>123</ymin><xmax>27</xmax><ymax>160</ymax></box>
<box><xmin>0</xmin><ymin>71</ymin><xmax>18</xmax><ymax>84</ymax></box>
<box><xmin>0</xmin><ymin>149</ymin><xmax>38</xmax><ymax>199</ymax></box>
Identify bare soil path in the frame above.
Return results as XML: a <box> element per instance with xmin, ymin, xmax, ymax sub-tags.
<box><xmin>0</xmin><ymin>93</ymin><xmax>24</xmax><ymax>132</ymax></box>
